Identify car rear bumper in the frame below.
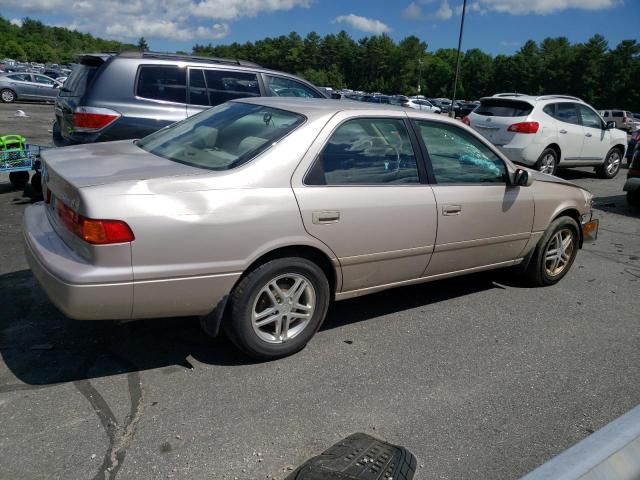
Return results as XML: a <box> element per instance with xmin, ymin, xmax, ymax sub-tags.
<box><xmin>24</xmin><ymin>204</ymin><xmax>241</xmax><ymax>320</ymax></box>
<box><xmin>623</xmin><ymin>177</ymin><xmax>640</xmax><ymax>193</ymax></box>
<box><xmin>495</xmin><ymin>145</ymin><xmax>538</xmax><ymax>166</ymax></box>
<box><xmin>23</xmin><ymin>204</ymin><xmax>134</xmax><ymax>320</ymax></box>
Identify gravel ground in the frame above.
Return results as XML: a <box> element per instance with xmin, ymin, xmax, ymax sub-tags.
<box><xmin>0</xmin><ymin>101</ymin><xmax>638</xmax><ymax>480</ymax></box>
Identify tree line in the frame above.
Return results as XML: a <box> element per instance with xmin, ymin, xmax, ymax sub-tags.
<box><xmin>1</xmin><ymin>15</ymin><xmax>638</xmax><ymax>111</ymax></box>
<box><xmin>0</xmin><ymin>16</ymin><xmax>135</xmax><ymax>64</ymax></box>
<box><xmin>195</xmin><ymin>32</ymin><xmax>640</xmax><ymax>111</ymax></box>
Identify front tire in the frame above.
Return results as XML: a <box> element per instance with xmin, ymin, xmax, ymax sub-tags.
<box><xmin>595</xmin><ymin>148</ymin><xmax>622</xmax><ymax>179</ymax></box>
<box><xmin>0</xmin><ymin>88</ymin><xmax>16</xmax><ymax>103</ymax></box>
<box><xmin>535</xmin><ymin>148</ymin><xmax>558</xmax><ymax>175</ymax></box>
<box><xmin>525</xmin><ymin>217</ymin><xmax>580</xmax><ymax>286</ymax></box>
<box><xmin>224</xmin><ymin>257</ymin><xmax>330</xmax><ymax>360</ymax></box>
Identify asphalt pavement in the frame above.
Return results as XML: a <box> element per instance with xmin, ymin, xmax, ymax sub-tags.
<box><xmin>0</xmin><ymin>102</ymin><xmax>638</xmax><ymax>480</ymax></box>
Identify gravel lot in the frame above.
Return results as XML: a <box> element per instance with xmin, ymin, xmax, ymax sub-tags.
<box><xmin>0</xmin><ymin>102</ymin><xmax>638</xmax><ymax>480</ymax></box>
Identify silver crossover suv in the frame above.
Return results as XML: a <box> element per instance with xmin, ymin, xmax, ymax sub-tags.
<box><xmin>24</xmin><ymin>98</ymin><xmax>598</xmax><ymax>359</ymax></box>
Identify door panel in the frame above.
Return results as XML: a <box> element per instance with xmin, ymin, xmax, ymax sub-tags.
<box><xmin>577</xmin><ymin>104</ymin><xmax>610</xmax><ymax>162</ymax></box>
<box><xmin>426</xmin><ymin>185</ymin><xmax>533</xmax><ymax>275</ymax></box>
<box><xmin>552</xmin><ymin>103</ymin><xmax>584</xmax><ymax>162</ymax></box>
<box><xmin>294</xmin><ymin>187</ymin><xmax>437</xmax><ymax>291</ymax></box>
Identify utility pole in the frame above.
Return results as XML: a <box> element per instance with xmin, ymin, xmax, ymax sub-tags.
<box><xmin>450</xmin><ymin>0</ymin><xmax>467</xmax><ymax>117</ymax></box>
<box><xmin>417</xmin><ymin>58</ymin><xmax>422</xmax><ymax>95</ymax></box>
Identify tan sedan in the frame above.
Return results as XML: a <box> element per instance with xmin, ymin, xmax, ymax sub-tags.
<box><xmin>23</xmin><ymin>98</ymin><xmax>598</xmax><ymax>359</ymax></box>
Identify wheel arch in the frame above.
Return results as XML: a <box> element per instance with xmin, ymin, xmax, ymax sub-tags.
<box><xmin>546</xmin><ymin>143</ymin><xmax>561</xmax><ymax>162</ymax></box>
<box><xmin>552</xmin><ymin>208</ymin><xmax>583</xmax><ymax>247</ymax></box>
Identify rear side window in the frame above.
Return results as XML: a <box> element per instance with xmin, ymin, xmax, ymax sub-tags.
<box><xmin>7</xmin><ymin>74</ymin><xmax>30</xmax><ymax>81</ymax></box>
<box><xmin>265</xmin><ymin>75</ymin><xmax>323</xmax><ymax>98</ymax></box>
<box><xmin>553</xmin><ymin>103</ymin><xmax>580</xmax><ymax>125</ymax></box>
<box><xmin>203</xmin><ymin>69</ymin><xmax>260</xmax><ymax>106</ymax></box>
<box><xmin>60</xmin><ymin>59</ymin><xmax>103</xmax><ymax>98</ymax></box>
<box><xmin>137</xmin><ymin>65</ymin><xmax>187</xmax><ymax>104</ymax></box>
<box><xmin>305</xmin><ymin>118</ymin><xmax>419</xmax><ymax>185</ymax></box>
<box><xmin>475</xmin><ymin>99</ymin><xmax>533</xmax><ymax>117</ymax></box>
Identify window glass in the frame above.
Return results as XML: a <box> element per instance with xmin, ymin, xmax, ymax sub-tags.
<box><xmin>578</xmin><ymin>105</ymin><xmax>603</xmax><ymax>129</ymax></box>
<box><xmin>137</xmin><ymin>102</ymin><xmax>304</xmax><ymax>171</ymax></box>
<box><xmin>305</xmin><ymin>118</ymin><xmax>419</xmax><ymax>185</ymax></box>
<box><xmin>553</xmin><ymin>103</ymin><xmax>580</xmax><ymax>125</ymax></box>
<box><xmin>188</xmin><ymin>69</ymin><xmax>209</xmax><ymax>106</ymax></box>
<box><xmin>136</xmin><ymin>65</ymin><xmax>187</xmax><ymax>103</ymax></box>
<box><xmin>543</xmin><ymin>104</ymin><xmax>555</xmax><ymax>116</ymax></box>
<box><xmin>203</xmin><ymin>69</ymin><xmax>260</xmax><ymax>106</ymax></box>
<box><xmin>59</xmin><ymin>61</ymin><xmax>101</xmax><ymax>97</ymax></box>
<box><xmin>416</xmin><ymin>121</ymin><xmax>506</xmax><ymax>184</ymax></box>
<box><xmin>612</xmin><ymin>111</ymin><xmax>623</xmax><ymax>117</ymax></box>
<box><xmin>474</xmin><ymin>99</ymin><xmax>533</xmax><ymax>117</ymax></box>
<box><xmin>265</xmin><ymin>75</ymin><xmax>323</xmax><ymax>98</ymax></box>
<box><xmin>8</xmin><ymin>74</ymin><xmax>30</xmax><ymax>82</ymax></box>
<box><xmin>33</xmin><ymin>75</ymin><xmax>55</xmax><ymax>85</ymax></box>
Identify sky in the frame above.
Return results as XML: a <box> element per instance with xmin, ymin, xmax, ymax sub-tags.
<box><xmin>1</xmin><ymin>0</ymin><xmax>638</xmax><ymax>54</ymax></box>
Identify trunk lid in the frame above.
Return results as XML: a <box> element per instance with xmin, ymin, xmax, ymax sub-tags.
<box><xmin>469</xmin><ymin>98</ymin><xmax>534</xmax><ymax>145</ymax></box>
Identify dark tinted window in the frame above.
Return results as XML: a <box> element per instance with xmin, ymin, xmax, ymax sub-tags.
<box><xmin>306</xmin><ymin>118</ymin><xmax>419</xmax><ymax>185</ymax></box>
<box><xmin>577</xmin><ymin>105</ymin><xmax>603</xmax><ymax>129</ymax></box>
<box><xmin>204</xmin><ymin>69</ymin><xmax>260</xmax><ymax>106</ymax></box>
<box><xmin>33</xmin><ymin>75</ymin><xmax>55</xmax><ymax>85</ymax></box>
<box><xmin>543</xmin><ymin>104</ymin><xmax>555</xmax><ymax>116</ymax></box>
<box><xmin>553</xmin><ymin>103</ymin><xmax>580</xmax><ymax>125</ymax></box>
<box><xmin>265</xmin><ymin>75</ymin><xmax>323</xmax><ymax>98</ymax></box>
<box><xmin>188</xmin><ymin>68</ymin><xmax>209</xmax><ymax>106</ymax></box>
<box><xmin>612</xmin><ymin>111</ymin><xmax>623</xmax><ymax>117</ymax></box>
<box><xmin>475</xmin><ymin>99</ymin><xmax>533</xmax><ymax>117</ymax></box>
<box><xmin>137</xmin><ymin>65</ymin><xmax>187</xmax><ymax>103</ymax></box>
<box><xmin>417</xmin><ymin>121</ymin><xmax>506</xmax><ymax>184</ymax></box>
<box><xmin>59</xmin><ymin>61</ymin><xmax>101</xmax><ymax>97</ymax></box>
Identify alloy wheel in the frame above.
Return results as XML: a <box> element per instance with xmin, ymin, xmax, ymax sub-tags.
<box><xmin>539</xmin><ymin>153</ymin><xmax>556</xmax><ymax>174</ymax></box>
<box><xmin>544</xmin><ymin>228</ymin><xmax>575</xmax><ymax>277</ymax></box>
<box><xmin>605</xmin><ymin>151</ymin><xmax>621</xmax><ymax>176</ymax></box>
<box><xmin>251</xmin><ymin>273</ymin><xmax>316</xmax><ymax>344</ymax></box>
<box><xmin>1</xmin><ymin>90</ymin><xmax>15</xmax><ymax>103</ymax></box>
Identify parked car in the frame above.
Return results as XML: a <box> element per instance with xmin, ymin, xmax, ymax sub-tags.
<box><xmin>53</xmin><ymin>51</ymin><xmax>329</xmax><ymax>146</ymax></box>
<box><xmin>404</xmin><ymin>98</ymin><xmax>441</xmax><ymax>113</ymax></box>
<box><xmin>0</xmin><ymin>72</ymin><xmax>62</xmax><ymax>103</ymax></box>
<box><xmin>430</xmin><ymin>98</ymin><xmax>452</xmax><ymax>113</ymax></box>
<box><xmin>624</xmin><ymin>140</ymin><xmax>640</xmax><ymax>207</ymax></box>
<box><xmin>600</xmin><ymin>109</ymin><xmax>634</xmax><ymax>132</ymax></box>
<box><xmin>626</xmin><ymin>129</ymin><xmax>640</xmax><ymax>164</ymax></box>
<box><xmin>466</xmin><ymin>94</ymin><xmax>627</xmax><ymax>178</ymax></box>
<box><xmin>25</xmin><ymin>97</ymin><xmax>598</xmax><ymax>359</ymax></box>
<box><xmin>453</xmin><ymin>101</ymin><xmax>478</xmax><ymax>118</ymax></box>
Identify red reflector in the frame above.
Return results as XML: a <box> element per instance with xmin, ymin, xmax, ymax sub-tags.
<box><xmin>462</xmin><ymin>116</ymin><xmax>470</xmax><ymax>126</ymax></box>
<box><xmin>73</xmin><ymin>112</ymin><xmax>119</xmax><ymax>132</ymax></box>
<box><xmin>56</xmin><ymin>199</ymin><xmax>134</xmax><ymax>244</ymax></box>
<box><xmin>508</xmin><ymin>121</ymin><xmax>539</xmax><ymax>134</ymax></box>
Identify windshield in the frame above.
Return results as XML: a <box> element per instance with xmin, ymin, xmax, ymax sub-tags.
<box><xmin>137</xmin><ymin>102</ymin><xmax>305</xmax><ymax>170</ymax></box>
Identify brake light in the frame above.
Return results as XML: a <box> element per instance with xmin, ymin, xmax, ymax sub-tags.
<box><xmin>56</xmin><ymin>200</ymin><xmax>134</xmax><ymax>244</ymax></box>
<box><xmin>508</xmin><ymin>121</ymin><xmax>539</xmax><ymax>134</ymax></box>
<box><xmin>462</xmin><ymin>116</ymin><xmax>470</xmax><ymax>126</ymax></box>
<box><xmin>72</xmin><ymin>107</ymin><xmax>120</xmax><ymax>132</ymax></box>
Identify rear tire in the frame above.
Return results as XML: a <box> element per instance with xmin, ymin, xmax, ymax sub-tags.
<box><xmin>0</xmin><ymin>89</ymin><xmax>16</xmax><ymax>103</ymax></box>
<box><xmin>525</xmin><ymin>217</ymin><xmax>580</xmax><ymax>286</ymax></box>
<box><xmin>596</xmin><ymin>148</ymin><xmax>622</xmax><ymax>179</ymax></box>
<box><xmin>30</xmin><ymin>171</ymin><xmax>42</xmax><ymax>193</ymax></box>
<box><xmin>9</xmin><ymin>171</ymin><xmax>29</xmax><ymax>189</ymax></box>
<box><xmin>535</xmin><ymin>148</ymin><xmax>558</xmax><ymax>175</ymax></box>
<box><xmin>224</xmin><ymin>257</ymin><xmax>330</xmax><ymax>360</ymax></box>
<box><xmin>628</xmin><ymin>191</ymin><xmax>640</xmax><ymax>208</ymax></box>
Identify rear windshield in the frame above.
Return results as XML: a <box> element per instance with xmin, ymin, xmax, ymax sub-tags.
<box><xmin>59</xmin><ymin>58</ymin><xmax>103</xmax><ymax>97</ymax></box>
<box><xmin>475</xmin><ymin>99</ymin><xmax>533</xmax><ymax>117</ymax></box>
<box><xmin>137</xmin><ymin>102</ymin><xmax>305</xmax><ymax>170</ymax></box>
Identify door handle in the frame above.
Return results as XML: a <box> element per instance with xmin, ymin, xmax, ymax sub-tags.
<box><xmin>442</xmin><ymin>204</ymin><xmax>462</xmax><ymax>216</ymax></box>
<box><xmin>585</xmin><ymin>132</ymin><xmax>592</xmax><ymax>137</ymax></box>
<box><xmin>312</xmin><ymin>211</ymin><xmax>340</xmax><ymax>224</ymax></box>
<box><xmin>559</xmin><ymin>129</ymin><xmax>568</xmax><ymax>134</ymax></box>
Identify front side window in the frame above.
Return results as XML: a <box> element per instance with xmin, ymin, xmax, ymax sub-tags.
<box><xmin>578</xmin><ymin>105</ymin><xmax>603</xmax><ymax>129</ymax></box>
<box><xmin>416</xmin><ymin>121</ymin><xmax>506</xmax><ymax>184</ymax></box>
<box><xmin>204</xmin><ymin>69</ymin><xmax>260</xmax><ymax>106</ymax></box>
<box><xmin>265</xmin><ymin>75</ymin><xmax>323</xmax><ymax>99</ymax></box>
<box><xmin>137</xmin><ymin>102</ymin><xmax>304</xmax><ymax>171</ymax></box>
<box><xmin>305</xmin><ymin>118</ymin><xmax>419</xmax><ymax>185</ymax></box>
<box><xmin>136</xmin><ymin>65</ymin><xmax>187</xmax><ymax>104</ymax></box>
<box><xmin>33</xmin><ymin>75</ymin><xmax>55</xmax><ymax>85</ymax></box>
<box><xmin>553</xmin><ymin>103</ymin><xmax>580</xmax><ymax>125</ymax></box>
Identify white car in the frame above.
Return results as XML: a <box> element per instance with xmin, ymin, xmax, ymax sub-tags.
<box><xmin>465</xmin><ymin>94</ymin><xmax>627</xmax><ymax>178</ymax></box>
<box><xmin>404</xmin><ymin>98</ymin><xmax>441</xmax><ymax>113</ymax></box>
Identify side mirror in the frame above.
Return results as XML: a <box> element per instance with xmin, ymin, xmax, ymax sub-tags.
<box><xmin>513</xmin><ymin>168</ymin><xmax>534</xmax><ymax>186</ymax></box>
<box><xmin>606</xmin><ymin>121</ymin><xmax>616</xmax><ymax>129</ymax></box>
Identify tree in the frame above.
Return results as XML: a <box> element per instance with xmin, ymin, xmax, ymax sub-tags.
<box><xmin>137</xmin><ymin>37</ymin><xmax>149</xmax><ymax>52</ymax></box>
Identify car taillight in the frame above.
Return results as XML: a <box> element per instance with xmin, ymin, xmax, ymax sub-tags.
<box><xmin>462</xmin><ymin>116</ymin><xmax>470</xmax><ymax>126</ymax></box>
<box><xmin>56</xmin><ymin>200</ymin><xmax>134</xmax><ymax>244</ymax></box>
<box><xmin>73</xmin><ymin>107</ymin><xmax>120</xmax><ymax>132</ymax></box>
<box><xmin>508</xmin><ymin>121</ymin><xmax>539</xmax><ymax>134</ymax></box>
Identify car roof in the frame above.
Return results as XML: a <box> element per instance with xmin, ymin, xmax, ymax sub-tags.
<box><xmin>482</xmin><ymin>94</ymin><xmax>586</xmax><ymax>105</ymax></box>
<box><xmin>233</xmin><ymin>97</ymin><xmax>458</xmax><ymax>124</ymax></box>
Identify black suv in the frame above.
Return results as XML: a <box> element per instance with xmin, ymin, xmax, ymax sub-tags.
<box><xmin>53</xmin><ymin>51</ymin><xmax>328</xmax><ymax>145</ymax></box>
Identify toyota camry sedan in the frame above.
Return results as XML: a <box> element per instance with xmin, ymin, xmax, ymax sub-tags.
<box><xmin>23</xmin><ymin>98</ymin><xmax>598</xmax><ymax>359</ymax></box>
